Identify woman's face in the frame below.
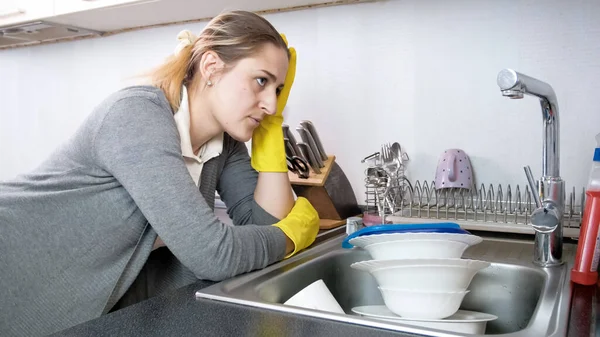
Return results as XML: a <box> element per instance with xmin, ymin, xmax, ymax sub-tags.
<box><xmin>209</xmin><ymin>43</ymin><xmax>289</xmax><ymax>142</ymax></box>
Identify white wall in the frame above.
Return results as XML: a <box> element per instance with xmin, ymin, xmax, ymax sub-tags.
<box><xmin>1</xmin><ymin>0</ymin><xmax>599</xmax><ymax>205</ymax></box>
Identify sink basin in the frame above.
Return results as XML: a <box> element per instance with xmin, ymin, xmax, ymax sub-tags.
<box><xmin>196</xmin><ymin>232</ymin><xmax>574</xmax><ymax>336</ymax></box>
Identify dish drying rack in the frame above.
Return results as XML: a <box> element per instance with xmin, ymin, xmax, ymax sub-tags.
<box><xmin>362</xmin><ymin>143</ymin><xmax>410</xmax><ymax>218</ymax></box>
<box><xmin>363</xmin><ymin>157</ymin><xmax>584</xmax><ymax>239</ymax></box>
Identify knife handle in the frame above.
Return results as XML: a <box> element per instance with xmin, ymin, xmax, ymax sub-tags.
<box><xmin>300</xmin><ymin>120</ymin><xmax>328</xmax><ymax>161</ymax></box>
<box><xmin>282</xmin><ymin>124</ymin><xmax>301</xmax><ymax>158</ymax></box>
<box><xmin>296</xmin><ymin>126</ymin><xmax>325</xmax><ymax>168</ymax></box>
<box><xmin>297</xmin><ymin>142</ymin><xmax>322</xmax><ymax>174</ymax></box>
<box><xmin>284</xmin><ymin>137</ymin><xmax>297</xmax><ymax>157</ymax></box>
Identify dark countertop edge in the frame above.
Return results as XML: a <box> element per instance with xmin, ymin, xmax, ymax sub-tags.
<box><xmin>567</xmin><ymin>282</ymin><xmax>598</xmax><ymax>337</ymax></box>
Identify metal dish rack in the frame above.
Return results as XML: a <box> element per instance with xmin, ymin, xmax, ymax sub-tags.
<box><xmin>364</xmin><ymin>173</ymin><xmax>585</xmax><ymax>239</ymax></box>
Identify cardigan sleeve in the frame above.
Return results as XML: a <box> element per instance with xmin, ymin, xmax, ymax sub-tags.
<box><xmin>216</xmin><ymin>136</ymin><xmax>282</xmax><ymax>227</ymax></box>
<box><xmin>93</xmin><ymin>94</ymin><xmax>286</xmax><ymax>281</ymax></box>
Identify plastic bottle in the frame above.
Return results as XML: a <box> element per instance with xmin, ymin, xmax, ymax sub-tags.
<box><xmin>571</xmin><ymin>133</ymin><xmax>600</xmax><ymax>285</ymax></box>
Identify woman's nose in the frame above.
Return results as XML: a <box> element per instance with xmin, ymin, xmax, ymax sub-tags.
<box><xmin>260</xmin><ymin>92</ymin><xmax>278</xmax><ymax>116</ymax></box>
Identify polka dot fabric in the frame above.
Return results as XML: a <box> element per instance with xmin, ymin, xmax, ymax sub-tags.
<box><xmin>434</xmin><ymin>149</ymin><xmax>474</xmax><ymax>190</ymax></box>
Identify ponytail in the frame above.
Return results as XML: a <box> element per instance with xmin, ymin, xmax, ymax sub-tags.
<box><xmin>150</xmin><ymin>44</ymin><xmax>194</xmax><ymax>112</ymax></box>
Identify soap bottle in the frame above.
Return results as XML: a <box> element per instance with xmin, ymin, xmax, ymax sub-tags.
<box><xmin>571</xmin><ymin>133</ymin><xmax>600</xmax><ymax>286</ymax></box>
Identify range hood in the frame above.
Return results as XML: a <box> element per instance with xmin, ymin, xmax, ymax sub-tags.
<box><xmin>0</xmin><ymin>21</ymin><xmax>101</xmax><ymax>48</ymax></box>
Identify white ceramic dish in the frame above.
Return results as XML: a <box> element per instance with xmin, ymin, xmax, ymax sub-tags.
<box><xmin>352</xmin><ymin>306</ymin><xmax>497</xmax><ymax>334</ymax></box>
<box><xmin>351</xmin><ymin>258</ymin><xmax>490</xmax><ymax>292</ymax></box>
<box><xmin>348</xmin><ymin>232</ymin><xmax>483</xmax><ymax>249</ymax></box>
<box><xmin>378</xmin><ymin>287</ymin><xmax>469</xmax><ymax>319</ymax></box>
<box><xmin>361</xmin><ymin>239</ymin><xmax>469</xmax><ymax>260</ymax></box>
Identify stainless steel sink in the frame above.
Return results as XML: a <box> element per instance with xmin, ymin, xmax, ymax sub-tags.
<box><xmin>196</xmin><ymin>232</ymin><xmax>576</xmax><ymax>336</ymax></box>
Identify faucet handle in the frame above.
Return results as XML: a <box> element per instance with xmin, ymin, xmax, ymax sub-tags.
<box><xmin>524</xmin><ymin>165</ymin><xmax>559</xmax><ymax>233</ymax></box>
<box><xmin>531</xmin><ymin>202</ymin><xmax>560</xmax><ymax>233</ymax></box>
<box><xmin>523</xmin><ymin>166</ymin><xmax>542</xmax><ymax>208</ymax></box>
<box><xmin>345</xmin><ymin>217</ymin><xmax>364</xmax><ymax>236</ymax></box>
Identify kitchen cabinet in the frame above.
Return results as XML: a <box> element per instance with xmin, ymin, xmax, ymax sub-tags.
<box><xmin>54</xmin><ymin>0</ymin><xmax>154</xmax><ymax>16</ymax></box>
<box><xmin>0</xmin><ymin>0</ymin><xmax>369</xmax><ymax>49</ymax></box>
<box><xmin>0</xmin><ymin>0</ymin><xmax>54</xmax><ymax>27</ymax></box>
<box><xmin>49</xmin><ymin>0</ymin><xmax>336</xmax><ymax>32</ymax></box>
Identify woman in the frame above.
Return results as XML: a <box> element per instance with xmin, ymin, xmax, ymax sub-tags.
<box><xmin>0</xmin><ymin>10</ymin><xmax>320</xmax><ymax>337</ymax></box>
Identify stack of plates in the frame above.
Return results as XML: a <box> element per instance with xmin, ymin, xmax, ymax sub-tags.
<box><xmin>352</xmin><ymin>305</ymin><xmax>497</xmax><ymax>334</ymax></box>
<box><xmin>343</xmin><ymin>222</ymin><xmax>497</xmax><ymax>332</ymax></box>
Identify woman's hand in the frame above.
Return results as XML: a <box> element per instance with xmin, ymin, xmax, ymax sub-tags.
<box><xmin>273</xmin><ymin>197</ymin><xmax>320</xmax><ymax>258</ymax></box>
<box><xmin>250</xmin><ymin>34</ymin><xmax>297</xmax><ymax>173</ymax></box>
<box><xmin>253</xmin><ymin>35</ymin><xmax>297</xmax><ymax>219</ymax></box>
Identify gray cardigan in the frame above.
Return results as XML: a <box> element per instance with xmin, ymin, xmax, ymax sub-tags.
<box><xmin>0</xmin><ymin>86</ymin><xmax>287</xmax><ymax>337</ymax></box>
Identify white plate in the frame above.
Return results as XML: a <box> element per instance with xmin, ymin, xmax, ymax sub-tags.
<box><xmin>350</xmin><ymin>258</ymin><xmax>490</xmax><ymax>273</ymax></box>
<box><xmin>348</xmin><ymin>233</ymin><xmax>483</xmax><ymax>248</ymax></box>
<box><xmin>352</xmin><ymin>305</ymin><xmax>497</xmax><ymax>323</ymax></box>
<box><xmin>352</xmin><ymin>305</ymin><xmax>497</xmax><ymax>334</ymax></box>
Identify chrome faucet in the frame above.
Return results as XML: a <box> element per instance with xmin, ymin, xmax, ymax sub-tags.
<box><xmin>497</xmin><ymin>69</ymin><xmax>564</xmax><ymax>267</ymax></box>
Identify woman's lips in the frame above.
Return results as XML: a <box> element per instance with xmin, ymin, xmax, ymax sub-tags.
<box><xmin>249</xmin><ymin>117</ymin><xmax>261</xmax><ymax>126</ymax></box>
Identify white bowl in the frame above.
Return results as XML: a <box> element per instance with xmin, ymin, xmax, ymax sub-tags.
<box><xmin>351</xmin><ymin>258</ymin><xmax>490</xmax><ymax>292</ymax></box>
<box><xmin>379</xmin><ymin>287</ymin><xmax>469</xmax><ymax>319</ymax></box>
<box><xmin>349</xmin><ymin>232</ymin><xmax>483</xmax><ymax>249</ymax></box>
<box><xmin>362</xmin><ymin>239</ymin><xmax>469</xmax><ymax>260</ymax></box>
<box><xmin>352</xmin><ymin>306</ymin><xmax>498</xmax><ymax>334</ymax></box>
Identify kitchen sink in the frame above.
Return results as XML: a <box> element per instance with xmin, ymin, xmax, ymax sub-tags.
<box><xmin>195</xmin><ymin>230</ymin><xmax>576</xmax><ymax>336</ymax></box>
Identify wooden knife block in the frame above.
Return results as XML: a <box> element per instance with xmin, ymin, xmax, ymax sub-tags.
<box><xmin>288</xmin><ymin>155</ymin><xmax>361</xmax><ymax>230</ymax></box>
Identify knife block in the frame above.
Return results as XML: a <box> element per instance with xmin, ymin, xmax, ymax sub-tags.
<box><xmin>288</xmin><ymin>155</ymin><xmax>362</xmax><ymax>229</ymax></box>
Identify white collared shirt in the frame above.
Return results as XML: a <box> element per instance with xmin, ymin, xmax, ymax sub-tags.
<box><xmin>173</xmin><ymin>86</ymin><xmax>223</xmax><ymax>186</ymax></box>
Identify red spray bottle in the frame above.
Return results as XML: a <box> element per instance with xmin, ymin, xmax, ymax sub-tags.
<box><xmin>571</xmin><ymin>133</ymin><xmax>600</xmax><ymax>286</ymax></box>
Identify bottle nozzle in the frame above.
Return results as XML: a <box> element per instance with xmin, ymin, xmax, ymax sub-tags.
<box><xmin>594</xmin><ymin>133</ymin><xmax>600</xmax><ymax>162</ymax></box>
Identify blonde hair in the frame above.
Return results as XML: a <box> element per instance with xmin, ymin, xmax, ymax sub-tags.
<box><xmin>150</xmin><ymin>10</ymin><xmax>289</xmax><ymax>112</ymax></box>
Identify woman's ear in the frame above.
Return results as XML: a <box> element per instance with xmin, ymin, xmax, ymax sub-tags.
<box><xmin>199</xmin><ymin>51</ymin><xmax>224</xmax><ymax>84</ymax></box>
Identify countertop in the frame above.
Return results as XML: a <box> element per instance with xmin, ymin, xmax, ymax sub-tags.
<box><xmin>50</xmin><ymin>281</ymin><xmax>420</xmax><ymax>337</ymax></box>
<box><xmin>49</xmin><ymin>227</ymin><xmax>599</xmax><ymax>337</ymax></box>
<box><xmin>568</xmin><ymin>283</ymin><xmax>599</xmax><ymax>337</ymax></box>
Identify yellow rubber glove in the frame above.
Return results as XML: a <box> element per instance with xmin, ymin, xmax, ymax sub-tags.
<box><xmin>273</xmin><ymin>197</ymin><xmax>320</xmax><ymax>258</ymax></box>
<box><xmin>251</xmin><ymin>34</ymin><xmax>297</xmax><ymax>172</ymax></box>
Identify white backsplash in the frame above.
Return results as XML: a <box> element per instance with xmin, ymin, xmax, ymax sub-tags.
<box><xmin>1</xmin><ymin>0</ymin><xmax>599</xmax><ymax>205</ymax></box>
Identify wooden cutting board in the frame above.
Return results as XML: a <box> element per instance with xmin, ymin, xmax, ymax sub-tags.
<box><xmin>319</xmin><ymin>218</ymin><xmax>346</xmax><ymax>230</ymax></box>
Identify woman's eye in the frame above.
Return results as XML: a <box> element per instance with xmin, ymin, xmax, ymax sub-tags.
<box><xmin>256</xmin><ymin>77</ymin><xmax>267</xmax><ymax>87</ymax></box>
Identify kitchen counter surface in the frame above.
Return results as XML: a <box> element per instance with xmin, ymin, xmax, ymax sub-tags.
<box><xmin>50</xmin><ymin>281</ymin><xmax>421</xmax><ymax>337</ymax></box>
<box><xmin>568</xmin><ymin>282</ymin><xmax>599</xmax><ymax>337</ymax></box>
<box><xmin>50</xmin><ymin>227</ymin><xmax>599</xmax><ymax>337</ymax></box>
<box><xmin>51</xmin><ymin>225</ymin><xmax>419</xmax><ymax>337</ymax></box>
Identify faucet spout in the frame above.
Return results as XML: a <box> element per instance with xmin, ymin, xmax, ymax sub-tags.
<box><xmin>497</xmin><ymin>69</ymin><xmax>560</xmax><ymax>178</ymax></box>
<box><xmin>497</xmin><ymin>68</ymin><xmax>564</xmax><ymax>267</ymax></box>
